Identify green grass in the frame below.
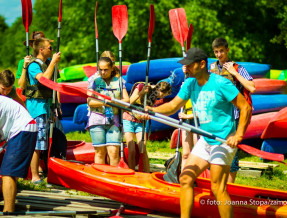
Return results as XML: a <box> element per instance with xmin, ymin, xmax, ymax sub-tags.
<box><xmin>66</xmin><ymin>131</ymin><xmax>92</xmax><ymax>142</ymax></box>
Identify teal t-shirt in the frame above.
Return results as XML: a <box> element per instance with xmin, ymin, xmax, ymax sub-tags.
<box><xmin>177</xmin><ymin>73</ymin><xmax>239</xmax><ymax>145</ymax></box>
<box><xmin>26</xmin><ymin>62</ymin><xmax>50</xmax><ymax>118</ymax></box>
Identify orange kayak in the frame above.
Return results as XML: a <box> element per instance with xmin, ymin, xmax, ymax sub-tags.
<box><xmin>48</xmin><ymin>157</ymin><xmax>287</xmax><ymax>217</ymax></box>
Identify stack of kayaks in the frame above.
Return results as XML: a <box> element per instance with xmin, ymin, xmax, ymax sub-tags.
<box><xmin>253</xmin><ymin>78</ymin><xmax>286</xmax><ymax>94</ymax></box>
<box><xmin>57</xmin><ymin>58</ymin><xmax>277</xmax><ymax>139</ymax></box>
<box><xmin>252</xmin><ymin>94</ymin><xmax>287</xmax><ymax>114</ymax></box>
<box><xmin>47</xmin><ymin>157</ymin><xmax>287</xmax><ymax>217</ymax></box>
<box><xmin>266</xmin><ymin>69</ymin><xmax>287</xmax><ymax>81</ymax></box>
<box><xmin>260</xmin><ymin>107</ymin><xmax>287</xmax><ymax>156</ymax></box>
<box><xmin>58</xmin><ymin>61</ymin><xmax>131</xmax><ymax>83</ymax></box>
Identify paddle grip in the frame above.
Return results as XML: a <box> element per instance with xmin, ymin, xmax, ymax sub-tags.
<box><xmin>26</xmin><ymin>32</ymin><xmax>29</xmax><ymax>56</ymax></box>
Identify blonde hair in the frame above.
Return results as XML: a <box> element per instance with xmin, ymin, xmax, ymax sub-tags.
<box><xmin>100</xmin><ymin>51</ymin><xmax>120</xmax><ymax>77</ymax></box>
<box><xmin>33</xmin><ymin>38</ymin><xmax>51</xmax><ymax>56</ymax></box>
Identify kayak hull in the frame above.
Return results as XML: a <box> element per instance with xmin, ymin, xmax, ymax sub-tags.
<box><xmin>252</xmin><ymin>94</ymin><xmax>287</xmax><ymax>114</ymax></box>
<box><xmin>261</xmin><ymin>107</ymin><xmax>287</xmax><ymax>139</ymax></box>
<box><xmin>48</xmin><ymin>158</ymin><xmax>287</xmax><ymax>217</ymax></box>
<box><xmin>261</xmin><ymin>139</ymin><xmax>287</xmax><ymax>155</ymax></box>
<box><xmin>253</xmin><ymin>78</ymin><xmax>286</xmax><ymax>94</ymax></box>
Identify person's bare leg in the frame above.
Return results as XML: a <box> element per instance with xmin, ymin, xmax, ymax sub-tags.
<box><xmin>94</xmin><ymin>146</ymin><xmax>107</xmax><ymax>164</ymax></box>
<box><xmin>125</xmin><ymin>132</ymin><xmax>136</xmax><ymax>169</ymax></box>
<box><xmin>227</xmin><ymin>171</ymin><xmax>237</xmax><ymax>183</ymax></box>
<box><xmin>181</xmin><ymin>130</ymin><xmax>193</xmax><ymax>171</ymax></box>
<box><xmin>136</xmin><ymin>132</ymin><xmax>149</xmax><ymax>173</ymax></box>
<box><xmin>107</xmin><ymin>145</ymin><xmax>120</xmax><ymax>166</ymax></box>
<box><xmin>180</xmin><ymin>154</ymin><xmax>209</xmax><ymax>218</ymax></box>
<box><xmin>30</xmin><ymin>150</ymin><xmax>41</xmax><ymax>182</ymax></box>
<box><xmin>2</xmin><ymin>176</ymin><xmax>17</xmax><ymax>212</ymax></box>
<box><xmin>210</xmin><ymin>164</ymin><xmax>233</xmax><ymax>218</ymax></box>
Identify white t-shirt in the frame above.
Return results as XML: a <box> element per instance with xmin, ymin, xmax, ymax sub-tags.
<box><xmin>0</xmin><ymin>96</ymin><xmax>34</xmax><ymax>141</ymax></box>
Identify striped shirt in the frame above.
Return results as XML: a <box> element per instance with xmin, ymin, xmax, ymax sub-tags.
<box><xmin>217</xmin><ymin>63</ymin><xmax>253</xmax><ymax>119</ymax></box>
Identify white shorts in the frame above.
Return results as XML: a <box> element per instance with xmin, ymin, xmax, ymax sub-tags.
<box><xmin>191</xmin><ymin>136</ymin><xmax>237</xmax><ymax>166</ymax></box>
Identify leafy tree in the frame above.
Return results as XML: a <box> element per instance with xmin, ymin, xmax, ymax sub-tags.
<box><xmin>1</xmin><ymin>0</ymin><xmax>287</xmax><ymax>70</ymax></box>
<box><xmin>0</xmin><ymin>15</ymin><xmax>8</xmax><ymax>32</ymax></box>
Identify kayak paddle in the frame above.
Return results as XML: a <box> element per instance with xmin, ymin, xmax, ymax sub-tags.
<box><xmin>112</xmin><ymin>5</ymin><xmax>129</xmax><ymax>169</ymax></box>
<box><xmin>186</xmin><ymin>23</ymin><xmax>194</xmax><ymax>50</ymax></box>
<box><xmin>169</xmin><ymin>8</ymin><xmax>188</xmax><ymax>56</ymax></box>
<box><xmin>39</xmin><ymin>77</ymin><xmax>286</xmax><ymax>164</ymax></box>
<box><xmin>95</xmin><ymin>1</ymin><xmax>99</xmax><ymax>67</ymax></box>
<box><xmin>138</xmin><ymin>4</ymin><xmax>155</xmax><ymax>173</ymax></box>
<box><xmin>48</xmin><ymin>0</ymin><xmax>62</xmax><ymax>161</ymax></box>
<box><xmin>21</xmin><ymin>0</ymin><xmax>33</xmax><ymax>55</ymax></box>
<box><xmin>165</xmin><ymin>8</ymin><xmax>189</xmax><ymax>183</ymax></box>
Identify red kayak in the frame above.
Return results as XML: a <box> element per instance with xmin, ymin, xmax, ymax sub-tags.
<box><xmin>244</xmin><ymin>112</ymin><xmax>278</xmax><ymax>139</ymax></box>
<box><xmin>47</xmin><ymin>157</ymin><xmax>287</xmax><ymax>217</ymax></box>
<box><xmin>65</xmin><ymin>140</ymin><xmax>139</xmax><ymax>165</ymax></box>
<box><xmin>170</xmin><ymin>112</ymin><xmax>277</xmax><ymax>149</ymax></box>
<box><xmin>261</xmin><ymin>107</ymin><xmax>287</xmax><ymax>139</ymax></box>
<box><xmin>254</xmin><ymin>78</ymin><xmax>286</xmax><ymax>94</ymax></box>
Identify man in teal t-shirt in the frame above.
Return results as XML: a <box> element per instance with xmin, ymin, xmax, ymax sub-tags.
<box><xmin>144</xmin><ymin>47</ymin><xmax>252</xmax><ymax>218</ymax></box>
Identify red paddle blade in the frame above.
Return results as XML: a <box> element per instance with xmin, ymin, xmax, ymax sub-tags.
<box><xmin>39</xmin><ymin>77</ymin><xmax>112</xmax><ymax>101</ymax></box>
<box><xmin>238</xmin><ymin>144</ymin><xmax>284</xmax><ymax>162</ymax></box>
<box><xmin>112</xmin><ymin>5</ymin><xmax>128</xmax><ymax>43</ymax></box>
<box><xmin>95</xmin><ymin>1</ymin><xmax>98</xmax><ymax>38</ymax></box>
<box><xmin>118</xmin><ymin>157</ymin><xmax>129</xmax><ymax>169</ymax></box>
<box><xmin>148</xmin><ymin>4</ymin><xmax>155</xmax><ymax>42</ymax></box>
<box><xmin>169</xmin><ymin>8</ymin><xmax>188</xmax><ymax>47</ymax></box>
<box><xmin>21</xmin><ymin>0</ymin><xmax>32</xmax><ymax>32</ymax></box>
<box><xmin>186</xmin><ymin>23</ymin><xmax>194</xmax><ymax>50</ymax></box>
<box><xmin>58</xmin><ymin>0</ymin><xmax>62</xmax><ymax>22</ymax></box>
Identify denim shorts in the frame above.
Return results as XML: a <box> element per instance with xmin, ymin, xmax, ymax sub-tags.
<box><xmin>89</xmin><ymin>125</ymin><xmax>120</xmax><ymax>147</ymax></box>
<box><xmin>123</xmin><ymin>119</ymin><xmax>143</xmax><ymax>133</ymax></box>
<box><xmin>35</xmin><ymin>114</ymin><xmax>48</xmax><ymax>151</ymax></box>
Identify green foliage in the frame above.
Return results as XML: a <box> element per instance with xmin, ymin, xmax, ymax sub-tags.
<box><xmin>0</xmin><ymin>15</ymin><xmax>8</xmax><ymax>32</ymax></box>
<box><xmin>1</xmin><ymin>0</ymin><xmax>287</xmax><ymax>70</ymax></box>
